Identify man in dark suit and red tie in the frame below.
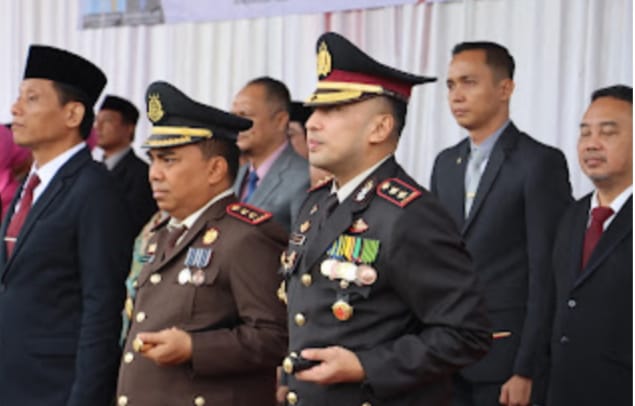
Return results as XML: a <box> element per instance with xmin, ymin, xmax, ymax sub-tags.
<box><xmin>547</xmin><ymin>85</ymin><xmax>632</xmax><ymax>406</ymax></box>
<box><xmin>0</xmin><ymin>45</ymin><xmax>133</xmax><ymax>405</ymax></box>
<box><xmin>430</xmin><ymin>42</ymin><xmax>573</xmax><ymax>406</ymax></box>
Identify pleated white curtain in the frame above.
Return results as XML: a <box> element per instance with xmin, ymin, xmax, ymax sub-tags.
<box><xmin>0</xmin><ymin>0</ymin><xmax>631</xmax><ymax>197</ymax></box>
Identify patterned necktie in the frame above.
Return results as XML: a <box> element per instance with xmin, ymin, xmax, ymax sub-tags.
<box><xmin>5</xmin><ymin>174</ymin><xmax>41</xmax><ymax>257</ymax></box>
<box><xmin>464</xmin><ymin>147</ymin><xmax>486</xmax><ymax>218</ymax></box>
<box><xmin>581</xmin><ymin>206</ymin><xmax>614</xmax><ymax>270</ymax></box>
<box><xmin>243</xmin><ymin>170</ymin><xmax>259</xmax><ymax>203</ymax></box>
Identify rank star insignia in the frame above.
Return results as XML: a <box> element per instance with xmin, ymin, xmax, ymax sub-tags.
<box><xmin>203</xmin><ymin>228</ymin><xmax>219</xmax><ymax>245</ymax></box>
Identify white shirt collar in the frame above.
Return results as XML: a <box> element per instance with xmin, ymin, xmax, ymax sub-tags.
<box><xmin>589</xmin><ymin>185</ymin><xmax>633</xmax><ymax>230</ymax></box>
<box><xmin>102</xmin><ymin>147</ymin><xmax>131</xmax><ymax>171</ymax></box>
<box><xmin>168</xmin><ymin>188</ymin><xmax>234</xmax><ymax>231</ymax></box>
<box><xmin>331</xmin><ymin>155</ymin><xmax>392</xmax><ymax>203</ymax></box>
<box><xmin>30</xmin><ymin>142</ymin><xmax>86</xmax><ymax>204</ymax></box>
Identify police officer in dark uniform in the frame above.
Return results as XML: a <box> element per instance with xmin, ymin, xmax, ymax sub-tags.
<box><xmin>116</xmin><ymin>81</ymin><xmax>288</xmax><ymax>406</ymax></box>
<box><xmin>280</xmin><ymin>32</ymin><xmax>492</xmax><ymax>406</ymax></box>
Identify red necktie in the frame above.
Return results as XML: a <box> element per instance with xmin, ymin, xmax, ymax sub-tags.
<box><xmin>5</xmin><ymin>174</ymin><xmax>41</xmax><ymax>257</ymax></box>
<box><xmin>581</xmin><ymin>206</ymin><xmax>614</xmax><ymax>270</ymax></box>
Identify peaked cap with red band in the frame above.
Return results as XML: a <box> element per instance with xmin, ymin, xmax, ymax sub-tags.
<box><xmin>305</xmin><ymin>32</ymin><xmax>436</xmax><ymax>107</ymax></box>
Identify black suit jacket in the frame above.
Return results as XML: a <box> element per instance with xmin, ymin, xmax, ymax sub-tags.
<box><xmin>110</xmin><ymin>149</ymin><xmax>156</xmax><ymax>236</ymax></box>
<box><xmin>0</xmin><ymin>147</ymin><xmax>133</xmax><ymax>406</ymax></box>
<box><xmin>430</xmin><ymin>122</ymin><xmax>572</xmax><ymax>399</ymax></box>
<box><xmin>547</xmin><ymin>195</ymin><xmax>632</xmax><ymax>406</ymax></box>
<box><xmin>284</xmin><ymin>157</ymin><xmax>491</xmax><ymax>405</ymax></box>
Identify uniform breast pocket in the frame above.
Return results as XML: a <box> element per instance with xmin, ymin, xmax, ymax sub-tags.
<box><xmin>184</xmin><ymin>266</ymin><xmax>228</xmax><ymax>322</ymax></box>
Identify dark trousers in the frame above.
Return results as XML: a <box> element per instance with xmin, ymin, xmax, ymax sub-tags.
<box><xmin>452</xmin><ymin>374</ymin><xmax>503</xmax><ymax>406</ymax></box>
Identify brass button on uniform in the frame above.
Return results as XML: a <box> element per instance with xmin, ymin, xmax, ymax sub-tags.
<box><xmin>301</xmin><ymin>274</ymin><xmax>312</xmax><ymax>287</ymax></box>
<box><xmin>123</xmin><ymin>352</ymin><xmax>134</xmax><ymax>364</ymax></box>
<box><xmin>117</xmin><ymin>395</ymin><xmax>128</xmax><ymax>406</ymax></box>
<box><xmin>150</xmin><ymin>273</ymin><xmax>162</xmax><ymax>284</ymax></box>
<box><xmin>194</xmin><ymin>395</ymin><xmax>206</xmax><ymax>405</ymax></box>
<box><xmin>286</xmin><ymin>391</ymin><xmax>298</xmax><ymax>405</ymax></box>
<box><xmin>136</xmin><ymin>311</ymin><xmax>147</xmax><ymax>322</ymax></box>
<box><xmin>294</xmin><ymin>313</ymin><xmax>306</xmax><ymax>326</ymax></box>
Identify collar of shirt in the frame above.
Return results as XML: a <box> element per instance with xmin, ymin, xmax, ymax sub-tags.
<box><xmin>29</xmin><ymin>142</ymin><xmax>86</xmax><ymax>205</ymax></box>
<box><xmin>589</xmin><ymin>184</ymin><xmax>633</xmax><ymax>230</ymax></box>
<box><xmin>102</xmin><ymin>146</ymin><xmax>130</xmax><ymax>171</ymax></box>
<box><xmin>331</xmin><ymin>155</ymin><xmax>392</xmax><ymax>203</ymax></box>
<box><xmin>168</xmin><ymin>188</ymin><xmax>234</xmax><ymax>232</ymax></box>
<box><xmin>468</xmin><ymin>119</ymin><xmax>509</xmax><ymax>166</ymax></box>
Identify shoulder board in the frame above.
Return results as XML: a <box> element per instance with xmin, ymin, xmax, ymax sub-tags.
<box><xmin>309</xmin><ymin>175</ymin><xmax>334</xmax><ymax>192</ymax></box>
<box><xmin>226</xmin><ymin>203</ymin><xmax>273</xmax><ymax>225</ymax></box>
<box><xmin>376</xmin><ymin>178</ymin><xmax>422</xmax><ymax>208</ymax></box>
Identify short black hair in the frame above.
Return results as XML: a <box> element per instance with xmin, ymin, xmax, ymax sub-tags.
<box><xmin>385</xmin><ymin>97</ymin><xmax>408</xmax><ymax>137</ymax></box>
<box><xmin>52</xmin><ymin>82</ymin><xmax>94</xmax><ymax>139</ymax></box>
<box><xmin>247</xmin><ymin>76</ymin><xmax>291</xmax><ymax>114</ymax></box>
<box><xmin>452</xmin><ymin>41</ymin><xmax>515</xmax><ymax>80</ymax></box>
<box><xmin>591</xmin><ymin>85</ymin><xmax>633</xmax><ymax>104</ymax></box>
<box><xmin>197</xmin><ymin>138</ymin><xmax>241</xmax><ymax>183</ymax></box>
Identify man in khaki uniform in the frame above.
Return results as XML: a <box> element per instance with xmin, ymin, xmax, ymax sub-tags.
<box><xmin>116</xmin><ymin>81</ymin><xmax>288</xmax><ymax>406</ymax></box>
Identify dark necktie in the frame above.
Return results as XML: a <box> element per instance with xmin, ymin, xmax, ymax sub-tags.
<box><xmin>317</xmin><ymin>193</ymin><xmax>339</xmax><ymax>230</ymax></box>
<box><xmin>5</xmin><ymin>174</ymin><xmax>41</xmax><ymax>257</ymax></box>
<box><xmin>164</xmin><ymin>225</ymin><xmax>187</xmax><ymax>257</ymax></box>
<box><xmin>581</xmin><ymin>206</ymin><xmax>614</xmax><ymax>269</ymax></box>
<box><xmin>243</xmin><ymin>170</ymin><xmax>259</xmax><ymax>203</ymax></box>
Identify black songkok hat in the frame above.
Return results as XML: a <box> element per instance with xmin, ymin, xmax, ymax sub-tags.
<box><xmin>143</xmin><ymin>81</ymin><xmax>252</xmax><ymax>148</ymax></box>
<box><xmin>23</xmin><ymin>45</ymin><xmax>107</xmax><ymax>107</ymax></box>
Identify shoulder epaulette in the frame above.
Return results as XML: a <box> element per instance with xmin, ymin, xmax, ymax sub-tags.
<box><xmin>376</xmin><ymin>178</ymin><xmax>422</xmax><ymax>208</ymax></box>
<box><xmin>226</xmin><ymin>203</ymin><xmax>273</xmax><ymax>225</ymax></box>
<box><xmin>309</xmin><ymin>175</ymin><xmax>334</xmax><ymax>192</ymax></box>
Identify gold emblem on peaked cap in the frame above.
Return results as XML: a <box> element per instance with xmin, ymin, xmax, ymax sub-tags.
<box><xmin>317</xmin><ymin>41</ymin><xmax>332</xmax><ymax>78</ymax></box>
<box><xmin>147</xmin><ymin>93</ymin><xmax>164</xmax><ymax>123</ymax></box>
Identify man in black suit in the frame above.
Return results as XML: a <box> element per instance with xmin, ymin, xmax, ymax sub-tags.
<box><xmin>281</xmin><ymin>32</ymin><xmax>491</xmax><ymax>406</ymax></box>
<box><xmin>430</xmin><ymin>42</ymin><xmax>572</xmax><ymax>406</ymax></box>
<box><xmin>0</xmin><ymin>45</ymin><xmax>133</xmax><ymax>405</ymax></box>
<box><xmin>95</xmin><ymin>95</ymin><xmax>157</xmax><ymax>235</ymax></box>
<box><xmin>547</xmin><ymin>85</ymin><xmax>632</xmax><ymax>406</ymax></box>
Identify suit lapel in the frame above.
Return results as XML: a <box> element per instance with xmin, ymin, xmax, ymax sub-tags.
<box><xmin>250</xmin><ymin>145</ymin><xmax>292</xmax><ymax>206</ymax></box>
<box><xmin>462</xmin><ymin>123</ymin><xmax>517</xmax><ymax>235</ymax></box>
<box><xmin>561</xmin><ymin>197</ymin><xmax>589</xmax><ymax>289</ymax></box>
<box><xmin>448</xmin><ymin>141</ymin><xmax>470</xmax><ymax>229</ymax></box>
<box><xmin>1</xmin><ymin>148</ymin><xmax>92</xmax><ymax>278</ymax></box>
<box><xmin>576</xmin><ymin>196</ymin><xmax>633</xmax><ymax>287</ymax></box>
<box><xmin>111</xmin><ymin>149</ymin><xmax>133</xmax><ymax>177</ymax></box>
<box><xmin>233</xmin><ymin>164</ymin><xmax>248</xmax><ymax>197</ymax></box>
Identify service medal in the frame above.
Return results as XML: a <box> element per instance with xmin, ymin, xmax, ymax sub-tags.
<box><xmin>178</xmin><ymin>268</ymin><xmax>191</xmax><ymax>285</ymax></box>
<box><xmin>331</xmin><ymin>299</ymin><xmax>353</xmax><ymax>321</ymax></box>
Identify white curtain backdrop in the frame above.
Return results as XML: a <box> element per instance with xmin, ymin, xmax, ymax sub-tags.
<box><xmin>0</xmin><ymin>0</ymin><xmax>631</xmax><ymax>197</ymax></box>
